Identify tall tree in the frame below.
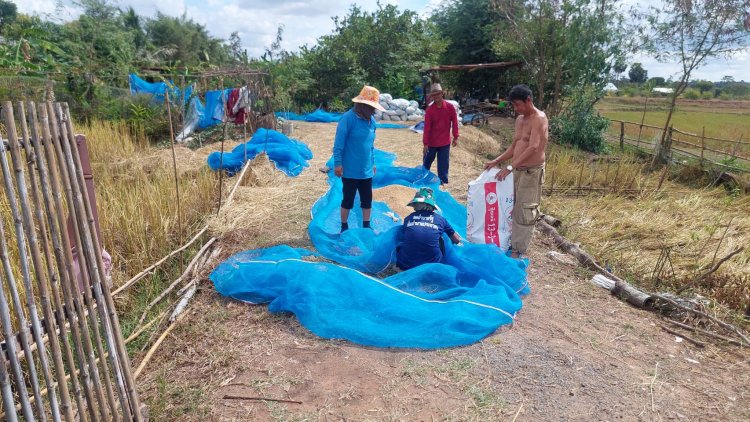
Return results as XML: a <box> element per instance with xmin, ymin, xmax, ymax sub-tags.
<box><xmin>431</xmin><ymin>0</ymin><xmax>512</xmax><ymax>97</ymax></box>
<box><xmin>146</xmin><ymin>12</ymin><xmax>230</xmax><ymax>67</ymax></box>
<box><xmin>493</xmin><ymin>0</ymin><xmax>627</xmax><ymax>115</ymax></box>
<box><xmin>637</xmin><ymin>0</ymin><xmax>750</xmax><ymax>165</ymax></box>
<box><xmin>628</xmin><ymin>62</ymin><xmax>647</xmax><ymax>83</ymax></box>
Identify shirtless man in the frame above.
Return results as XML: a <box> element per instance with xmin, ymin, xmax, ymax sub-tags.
<box><xmin>484</xmin><ymin>84</ymin><xmax>548</xmax><ymax>258</ymax></box>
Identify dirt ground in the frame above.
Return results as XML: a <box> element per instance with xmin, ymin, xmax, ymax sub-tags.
<box><xmin>137</xmin><ymin>121</ymin><xmax>750</xmax><ymax>421</ymax></box>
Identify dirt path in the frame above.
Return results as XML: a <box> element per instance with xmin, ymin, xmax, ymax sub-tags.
<box><xmin>137</xmin><ymin>122</ymin><xmax>750</xmax><ymax>421</ymax></box>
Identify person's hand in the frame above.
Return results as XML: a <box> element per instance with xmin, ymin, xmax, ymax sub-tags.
<box><xmin>496</xmin><ymin>167</ymin><xmax>511</xmax><ymax>181</ymax></box>
<box><xmin>334</xmin><ymin>166</ymin><xmax>343</xmax><ymax>177</ymax></box>
<box><xmin>373</xmin><ymin>166</ymin><xmax>377</xmax><ymax>176</ymax></box>
<box><xmin>452</xmin><ymin>136</ymin><xmax>459</xmax><ymax>147</ymax></box>
<box><xmin>423</xmin><ymin>145</ymin><xmax>429</xmax><ymax>155</ymax></box>
<box><xmin>484</xmin><ymin>159</ymin><xmax>499</xmax><ymax>171</ymax></box>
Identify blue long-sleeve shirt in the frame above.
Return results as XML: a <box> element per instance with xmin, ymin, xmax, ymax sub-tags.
<box><xmin>333</xmin><ymin>108</ymin><xmax>376</xmax><ymax>179</ymax></box>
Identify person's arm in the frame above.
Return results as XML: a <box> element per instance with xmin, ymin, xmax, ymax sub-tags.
<box><xmin>371</xmin><ymin>121</ymin><xmax>376</xmax><ymax>176</ymax></box>
<box><xmin>422</xmin><ymin>107</ymin><xmax>432</xmax><ymax>154</ymax></box>
<box><xmin>450</xmin><ymin>232</ymin><xmax>461</xmax><ymax>244</ymax></box>
<box><xmin>333</xmin><ymin>113</ymin><xmax>349</xmax><ymax>177</ymax></box>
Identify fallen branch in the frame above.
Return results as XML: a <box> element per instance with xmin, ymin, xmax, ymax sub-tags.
<box><xmin>652</xmin><ymin>294</ymin><xmax>750</xmax><ymax>346</ymax></box>
<box><xmin>137</xmin><ymin>238</ymin><xmax>216</xmax><ymax>325</ymax></box>
<box><xmin>675</xmin><ymin>246</ymin><xmax>745</xmax><ymax>294</ymax></box>
<box><xmin>134</xmin><ymin>314</ymin><xmax>184</xmax><ymax>379</ymax></box>
<box><xmin>222</xmin><ymin>395</ymin><xmax>302</xmax><ymax>405</ymax></box>
<box><xmin>113</xmin><ymin>225</ymin><xmax>208</xmax><ymax>296</ymax></box>
<box><xmin>536</xmin><ymin>219</ymin><xmax>653</xmax><ymax>308</ymax></box>
<box><xmin>666</xmin><ymin>319</ymin><xmax>747</xmax><ymax>347</ymax></box>
<box><xmin>125</xmin><ymin>310</ymin><xmax>168</xmax><ymax>345</ymax></box>
<box><xmin>660</xmin><ymin>325</ymin><xmax>706</xmax><ymax>348</ymax></box>
<box><xmin>170</xmin><ymin>281</ymin><xmax>197</xmax><ymax>322</ymax></box>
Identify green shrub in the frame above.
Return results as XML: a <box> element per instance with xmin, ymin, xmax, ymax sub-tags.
<box><xmin>701</xmin><ymin>91</ymin><xmax>713</xmax><ymax>100</ymax></box>
<box><xmin>683</xmin><ymin>88</ymin><xmax>700</xmax><ymax>100</ymax></box>
<box><xmin>300</xmin><ymin>102</ymin><xmax>316</xmax><ymax>114</ymax></box>
<box><xmin>328</xmin><ymin>97</ymin><xmax>348</xmax><ymax>113</ymax></box>
<box><xmin>550</xmin><ymin>91</ymin><xmax>610</xmax><ymax>153</ymax></box>
<box><xmin>98</xmin><ymin>94</ymin><xmax>171</xmax><ymax>143</ymax></box>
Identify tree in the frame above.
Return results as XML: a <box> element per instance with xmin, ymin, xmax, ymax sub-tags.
<box><xmin>146</xmin><ymin>12</ymin><xmax>230</xmax><ymax>67</ymax></box>
<box><xmin>228</xmin><ymin>31</ymin><xmax>247</xmax><ymax>64</ymax></box>
<box><xmin>692</xmin><ymin>79</ymin><xmax>714</xmax><ymax>93</ymax></box>
<box><xmin>493</xmin><ymin>0</ymin><xmax>627</xmax><ymax>116</ymax></box>
<box><xmin>637</xmin><ymin>0</ymin><xmax>750</xmax><ymax>165</ymax></box>
<box><xmin>299</xmin><ymin>4</ymin><xmax>445</xmax><ymax>103</ymax></box>
<box><xmin>432</xmin><ymin>0</ymin><xmax>513</xmax><ymax>98</ymax></box>
<box><xmin>647</xmin><ymin>76</ymin><xmax>665</xmax><ymax>86</ymax></box>
<box><xmin>0</xmin><ymin>0</ymin><xmax>17</xmax><ymax>31</ymax></box>
<box><xmin>628</xmin><ymin>62</ymin><xmax>647</xmax><ymax>83</ymax></box>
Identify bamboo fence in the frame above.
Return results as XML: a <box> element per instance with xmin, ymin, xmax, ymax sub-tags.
<box><xmin>0</xmin><ymin>102</ymin><xmax>142</xmax><ymax>421</ymax></box>
<box><xmin>606</xmin><ymin>119</ymin><xmax>750</xmax><ymax>173</ymax></box>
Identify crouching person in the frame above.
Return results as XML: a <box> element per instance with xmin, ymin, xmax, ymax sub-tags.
<box><xmin>397</xmin><ymin>187</ymin><xmax>462</xmax><ymax>270</ymax></box>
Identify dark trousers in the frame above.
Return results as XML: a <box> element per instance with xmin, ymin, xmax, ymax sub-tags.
<box><xmin>423</xmin><ymin>145</ymin><xmax>450</xmax><ymax>184</ymax></box>
<box><xmin>341</xmin><ymin>177</ymin><xmax>373</xmax><ymax>210</ymax></box>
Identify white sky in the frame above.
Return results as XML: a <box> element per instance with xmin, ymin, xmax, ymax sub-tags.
<box><xmin>17</xmin><ymin>0</ymin><xmax>750</xmax><ymax>82</ymax></box>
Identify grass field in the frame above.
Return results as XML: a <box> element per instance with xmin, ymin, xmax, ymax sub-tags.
<box><xmin>597</xmin><ymin>97</ymin><xmax>750</xmax><ymax>161</ymax></box>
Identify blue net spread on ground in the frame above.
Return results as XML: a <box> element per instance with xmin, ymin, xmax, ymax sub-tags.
<box><xmin>210</xmin><ymin>143</ymin><xmax>530</xmax><ymax>348</ymax></box>
<box><xmin>207</xmin><ymin>129</ymin><xmax>313</xmax><ymax>177</ymax></box>
<box><xmin>210</xmin><ymin>245</ymin><xmax>524</xmax><ymax>349</ymax></box>
<box><xmin>128</xmin><ymin>73</ymin><xmax>192</xmax><ymax>105</ymax></box>
<box><xmin>276</xmin><ymin>109</ymin><xmax>408</xmax><ymax>129</ymax></box>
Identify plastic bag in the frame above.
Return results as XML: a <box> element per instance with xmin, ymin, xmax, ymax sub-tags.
<box><xmin>466</xmin><ymin>168</ymin><xmax>514</xmax><ymax>251</ymax></box>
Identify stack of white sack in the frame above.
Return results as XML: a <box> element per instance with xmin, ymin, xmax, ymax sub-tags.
<box><xmin>374</xmin><ymin>93</ymin><xmax>425</xmax><ymax>122</ymax></box>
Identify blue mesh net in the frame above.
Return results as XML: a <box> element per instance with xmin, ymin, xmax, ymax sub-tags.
<box><xmin>199</xmin><ymin>89</ymin><xmax>232</xmax><ymax>129</ymax></box>
<box><xmin>277</xmin><ymin>109</ymin><xmax>408</xmax><ymax>128</ymax></box>
<box><xmin>128</xmin><ymin>73</ymin><xmax>192</xmax><ymax>105</ymax></box>
<box><xmin>211</xmin><ymin>245</ymin><xmax>525</xmax><ymax>349</ymax></box>
<box><xmin>210</xmin><ymin>145</ymin><xmax>531</xmax><ymax>348</ymax></box>
<box><xmin>207</xmin><ymin>129</ymin><xmax>313</xmax><ymax>177</ymax></box>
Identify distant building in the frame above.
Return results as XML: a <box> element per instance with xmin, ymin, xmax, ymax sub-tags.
<box><xmin>652</xmin><ymin>87</ymin><xmax>674</xmax><ymax>95</ymax></box>
<box><xmin>603</xmin><ymin>83</ymin><xmax>618</xmax><ymax>93</ymax></box>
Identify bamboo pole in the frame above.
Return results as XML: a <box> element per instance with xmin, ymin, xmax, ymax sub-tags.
<box><xmin>53</xmin><ymin>104</ymin><xmax>129</xmax><ymax>420</ymax></box>
<box><xmin>112</xmin><ymin>225</ymin><xmax>208</xmax><ymax>296</ymax></box>
<box><xmin>576</xmin><ymin>160</ymin><xmax>585</xmax><ymax>196</ymax></box>
<box><xmin>1</xmin><ymin>102</ymin><xmax>59</xmax><ymax>422</ymax></box>
<box><xmin>136</xmin><ymin>238</ymin><xmax>216</xmax><ymax>325</ymax></box>
<box><xmin>0</xmin><ymin>340</ymin><xmax>17</xmax><ymax>421</ymax></box>
<box><xmin>12</xmin><ymin>101</ymin><xmax>75</xmax><ymax>422</ymax></box>
<box><xmin>26</xmin><ymin>102</ymin><xmax>90</xmax><ymax>421</ymax></box>
<box><xmin>46</xmin><ymin>102</ymin><xmax>110</xmax><ymax>422</ymax></box>
<box><xmin>164</xmin><ymin>91</ymin><xmax>184</xmax><ymax>274</ymax></box>
<box><xmin>217</xmin><ymin>78</ymin><xmax>226</xmax><ymax>213</ymax></box>
<box><xmin>61</xmin><ymin>103</ymin><xmax>142</xmax><ymax>421</ymax></box>
<box><xmin>619</xmin><ymin>121</ymin><xmax>624</xmax><ymax>151</ymax></box>
<box><xmin>40</xmin><ymin>103</ymin><xmax>102</xmax><ymax>422</ymax></box>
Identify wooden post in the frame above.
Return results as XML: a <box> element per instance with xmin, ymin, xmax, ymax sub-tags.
<box><xmin>165</xmin><ymin>91</ymin><xmax>184</xmax><ymax>273</ymax></box>
<box><xmin>217</xmin><ymin>78</ymin><xmax>226</xmax><ymax>213</ymax></box>
<box><xmin>577</xmin><ymin>160</ymin><xmax>585</xmax><ymax>196</ymax></box>
<box><xmin>699</xmin><ymin>126</ymin><xmax>705</xmax><ymax>168</ymax></box>
<box><xmin>619</xmin><ymin>121</ymin><xmax>624</xmax><ymax>151</ymax></box>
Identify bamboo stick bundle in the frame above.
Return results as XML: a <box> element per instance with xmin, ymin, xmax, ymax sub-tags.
<box><xmin>39</xmin><ymin>102</ymin><xmax>105</xmax><ymax>422</ymax></box>
<box><xmin>10</xmin><ymin>101</ymin><xmax>76</xmax><ymax>422</ymax></box>
<box><xmin>0</xmin><ymin>341</ymin><xmax>17</xmax><ymax>421</ymax></box>
<box><xmin>23</xmin><ymin>101</ymin><xmax>89</xmax><ymax>420</ymax></box>
<box><xmin>59</xmin><ymin>103</ymin><xmax>142</xmax><ymax>421</ymax></box>
<box><xmin>50</xmin><ymin>103</ymin><xmax>120</xmax><ymax>419</ymax></box>
<box><xmin>1</xmin><ymin>102</ymin><xmax>59</xmax><ymax>421</ymax></box>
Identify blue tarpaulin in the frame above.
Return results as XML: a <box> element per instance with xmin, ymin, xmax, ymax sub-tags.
<box><xmin>277</xmin><ymin>109</ymin><xmax>408</xmax><ymax>129</ymax></box>
<box><xmin>128</xmin><ymin>73</ymin><xmax>193</xmax><ymax>105</ymax></box>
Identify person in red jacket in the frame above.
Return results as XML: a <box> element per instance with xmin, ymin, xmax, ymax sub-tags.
<box><xmin>422</xmin><ymin>84</ymin><xmax>459</xmax><ymax>185</ymax></box>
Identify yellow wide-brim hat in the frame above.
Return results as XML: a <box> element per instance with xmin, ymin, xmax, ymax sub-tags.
<box><xmin>352</xmin><ymin>85</ymin><xmax>386</xmax><ymax>111</ymax></box>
